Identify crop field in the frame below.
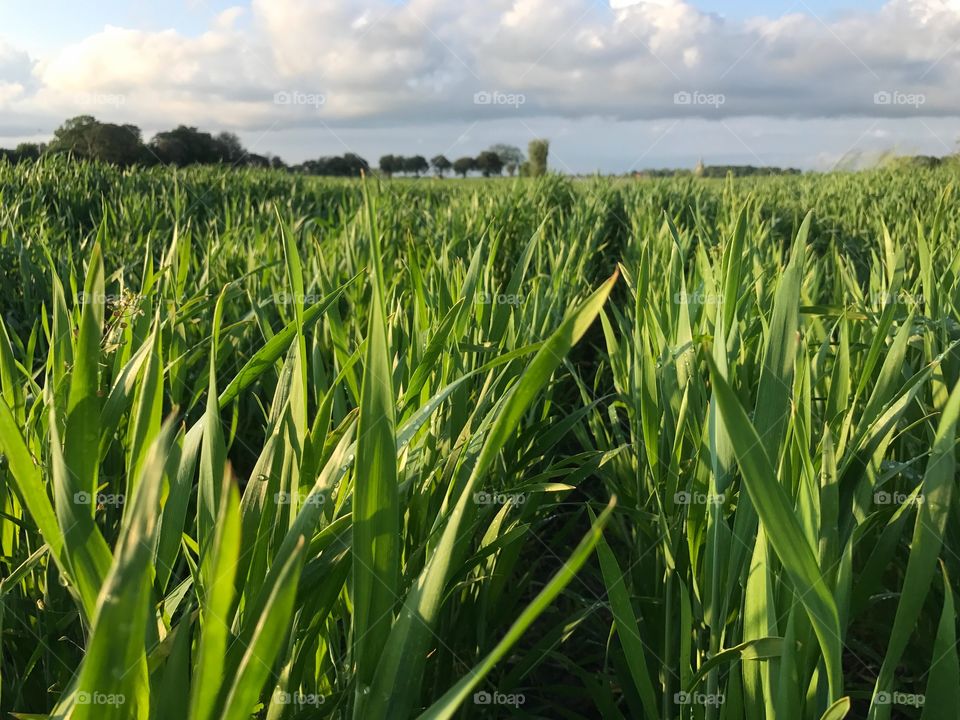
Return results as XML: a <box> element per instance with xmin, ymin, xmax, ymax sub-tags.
<box><xmin>1</xmin><ymin>159</ymin><xmax>959</xmax><ymax>719</ymax></box>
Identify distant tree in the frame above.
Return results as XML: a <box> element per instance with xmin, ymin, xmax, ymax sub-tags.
<box><xmin>527</xmin><ymin>139</ymin><xmax>549</xmax><ymax>177</ymax></box>
<box><xmin>453</xmin><ymin>156</ymin><xmax>476</xmax><ymax>178</ymax></box>
<box><xmin>488</xmin><ymin>144</ymin><xmax>524</xmax><ymax>176</ymax></box>
<box><xmin>149</xmin><ymin>125</ymin><xmax>236</xmax><ymax>166</ymax></box>
<box><xmin>404</xmin><ymin>155</ymin><xmax>429</xmax><ymax>177</ymax></box>
<box><xmin>885</xmin><ymin>155</ymin><xmax>942</xmax><ymax>171</ymax></box>
<box><xmin>475</xmin><ymin>150</ymin><xmax>504</xmax><ymax>177</ymax></box>
<box><xmin>148</xmin><ymin>136</ymin><xmax>188</xmax><ymax>166</ymax></box>
<box><xmin>245</xmin><ymin>153</ymin><xmax>271</xmax><ymax>168</ymax></box>
<box><xmin>8</xmin><ymin>116</ymin><xmax>296</xmax><ymax>169</ymax></box>
<box><xmin>13</xmin><ymin>143</ymin><xmax>44</xmax><ymax>161</ymax></box>
<box><xmin>48</xmin><ymin>115</ymin><xmax>99</xmax><ymax>158</ymax></box>
<box><xmin>298</xmin><ymin>153</ymin><xmax>369</xmax><ymax>177</ymax></box>
<box><xmin>379</xmin><ymin>154</ymin><xmax>400</xmax><ymax>177</ymax></box>
<box><xmin>269</xmin><ymin>155</ymin><xmax>288</xmax><ymax>170</ymax></box>
<box><xmin>48</xmin><ymin>116</ymin><xmax>146</xmax><ymax>166</ymax></box>
<box><xmin>430</xmin><ymin>154</ymin><xmax>452</xmax><ymax>177</ymax></box>
<box><xmin>343</xmin><ymin>152</ymin><xmax>370</xmax><ymax>176</ymax></box>
<box><xmin>216</xmin><ymin>132</ymin><xmax>247</xmax><ymax>164</ymax></box>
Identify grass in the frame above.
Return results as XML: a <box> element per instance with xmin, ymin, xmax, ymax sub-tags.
<box><xmin>0</xmin><ymin>157</ymin><xmax>959</xmax><ymax>719</ymax></box>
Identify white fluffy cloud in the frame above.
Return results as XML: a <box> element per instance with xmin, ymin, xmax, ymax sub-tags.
<box><xmin>1</xmin><ymin>0</ymin><xmax>959</xmax><ymax>137</ymax></box>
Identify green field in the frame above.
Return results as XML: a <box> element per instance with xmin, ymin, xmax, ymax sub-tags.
<box><xmin>1</xmin><ymin>159</ymin><xmax>959</xmax><ymax>719</ymax></box>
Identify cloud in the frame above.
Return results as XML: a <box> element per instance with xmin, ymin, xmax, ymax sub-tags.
<box><xmin>1</xmin><ymin>0</ymin><xmax>959</xmax><ymax>135</ymax></box>
<box><xmin>0</xmin><ymin>39</ymin><xmax>34</xmax><ymax>105</ymax></box>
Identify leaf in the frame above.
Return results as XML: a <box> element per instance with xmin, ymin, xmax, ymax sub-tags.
<box><xmin>819</xmin><ymin>697</ymin><xmax>851</xmax><ymax>720</ymax></box>
<box><xmin>64</xmin><ymin>241</ymin><xmax>105</xmax><ymax>502</ymax></box>
<box><xmin>218</xmin><ymin>276</ymin><xmax>359</xmax><ymax>408</ymax></box>
<box><xmin>687</xmin><ymin>637</ymin><xmax>784</xmax><ymax>694</ymax></box>
<box><xmin>921</xmin><ymin>564</ymin><xmax>960</xmax><ymax>720</ymax></box>
<box><xmin>219</xmin><ymin>539</ymin><xmax>306</xmax><ymax>720</ymax></box>
<box><xmin>870</xmin><ymin>379</ymin><xmax>960</xmax><ymax>719</ymax></box>
<box><xmin>0</xmin><ymin>402</ymin><xmax>63</xmax><ymax>562</ymax></box>
<box><xmin>52</xmin><ymin>418</ymin><xmax>177</xmax><ymax>720</ymax></box>
<box><xmin>366</xmin><ymin>271</ymin><xmax>618</xmax><ymax>720</ymax></box>
<box><xmin>353</xmin><ymin>182</ymin><xmax>400</xmax><ymax>715</ymax></box>
<box><xmin>706</xmin><ymin>353</ymin><xmax>843</xmax><ymax>701</ymax></box>
<box><xmin>595</xmin><ymin>523</ymin><xmax>660</xmax><ymax>720</ymax></box>
<box><xmin>188</xmin><ymin>472</ymin><xmax>241</xmax><ymax>720</ymax></box>
<box><xmin>416</xmin><ymin>499</ymin><xmax>617</xmax><ymax>720</ymax></box>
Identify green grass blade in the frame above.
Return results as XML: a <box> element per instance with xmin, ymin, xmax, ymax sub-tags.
<box><xmin>416</xmin><ymin>499</ymin><xmax>617</xmax><ymax>720</ymax></box>
<box><xmin>706</xmin><ymin>353</ymin><xmax>843</xmax><ymax>701</ymax></box>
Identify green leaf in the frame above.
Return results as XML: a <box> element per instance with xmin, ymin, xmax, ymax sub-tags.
<box><xmin>595</xmin><ymin>523</ymin><xmax>660</xmax><ymax>720</ymax></box>
<box><xmin>706</xmin><ymin>353</ymin><xmax>843</xmax><ymax>701</ymax></box>
<box><xmin>870</xmin><ymin>379</ymin><xmax>960</xmax><ymax>719</ymax></box>
<box><xmin>53</xmin><ymin>417</ymin><xmax>178</xmax><ymax>720</ymax></box>
<box><xmin>416</xmin><ymin>499</ymin><xmax>617</xmax><ymax>720</ymax></box>
<box><xmin>63</xmin><ymin>242</ymin><xmax>105</xmax><ymax>504</ymax></box>
<box><xmin>188</xmin><ymin>471</ymin><xmax>241</xmax><ymax>720</ymax></box>
<box><xmin>353</xmin><ymin>184</ymin><xmax>400</xmax><ymax>715</ymax></box>
<box><xmin>921</xmin><ymin>564</ymin><xmax>960</xmax><ymax>720</ymax></box>
<box><xmin>366</xmin><ymin>271</ymin><xmax>618</xmax><ymax>720</ymax></box>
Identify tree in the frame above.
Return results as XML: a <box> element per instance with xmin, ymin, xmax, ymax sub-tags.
<box><xmin>453</xmin><ymin>156</ymin><xmax>475</xmax><ymax>178</ymax></box>
<box><xmin>430</xmin><ymin>154</ymin><xmax>452</xmax><ymax>178</ymax></box>
<box><xmin>404</xmin><ymin>155</ymin><xmax>429</xmax><ymax>177</ymax></box>
<box><xmin>245</xmin><ymin>153</ymin><xmax>271</xmax><ymax>168</ymax></box>
<box><xmin>475</xmin><ymin>150</ymin><xmax>504</xmax><ymax>177</ymax></box>
<box><xmin>48</xmin><ymin>116</ymin><xmax>146</xmax><ymax>166</ymax></box>
<box><xmin>48</xmin><ymin>115</ymin><xmax>99</xmax><ymax>158</ymax></box>
<box><xmin>488</xmin><ymin>144</ymin><xmax>524</xmax><ymax>176</ymax></box>
<box><xmin>342</xmin><ymin>153</ymin><xmax>370</xmax><ymax>176</ymax></box>
<box><xmin>13</xmin><ymin>143</ymin><xmax>44</xmax><ymax>161</ymax></box>
<box><xmin>216</xmin><ymin>132</ymin><xmax>247</xmax><ymax>164</ymax></box>
<box><xmin>0</xmin><ymin>143</ymin><xmax>44</xmax><ymax>163</ymax></box>
<box><xmin>296</xmin><ymin>153</ymin><xmax>369</xmax><ymax>177</ymax></box>
<box><xmin>526</xmin><ymin>139</ymin><xmax>549</xmax><ymax>177</ymax></box>
<box><xmin>149</xmin><ymin>125</ymin><xmax>241</xmax><ymax>166</ymax></box>
<box><xmin>379</xmin><ymin>154</ymin><xmax>400</xmax><ymax>177</ymax></box>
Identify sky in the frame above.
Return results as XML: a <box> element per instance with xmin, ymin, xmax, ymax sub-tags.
<box><xmin>1</xmin><ymin>0</ymin><xmax>958</xmax><ymax>172</ymax></box>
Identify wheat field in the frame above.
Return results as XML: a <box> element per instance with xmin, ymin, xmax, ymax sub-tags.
<box><xmin>1</xmin><ymin>159</ymin><xmax>959</xmax><ymax>719</ymax></box>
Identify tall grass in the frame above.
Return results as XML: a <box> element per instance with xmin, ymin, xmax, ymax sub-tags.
<box><xmin>1</xmin><ymin>157</ymin><xmax>958</xmax><ymax>718</ymax></box>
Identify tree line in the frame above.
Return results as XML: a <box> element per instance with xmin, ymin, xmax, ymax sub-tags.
<box><xmin>632</xmin><ymin>165</ymin><xmax>802</xmax><ymax>179</ymax></box>
<box><xmin>378</xmin><ymin>141</ymin><xmax>548</xmax><ymax>178</ymax></box>
<box><xmin>0</xmin><ymin>115</ymin><xmax>549</xmax><ymax>178</ymax></box>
